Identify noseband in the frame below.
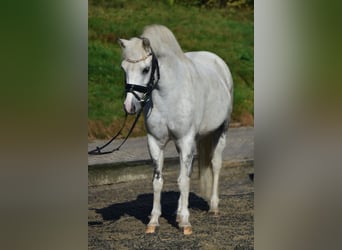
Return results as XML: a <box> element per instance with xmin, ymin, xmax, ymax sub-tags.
<box><xmin>124</xmin><ymin>50</ymin><xmax>160</xmax><ymax>106</ymax></box>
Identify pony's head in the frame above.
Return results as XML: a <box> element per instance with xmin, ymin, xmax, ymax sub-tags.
<box><xmin>118</xmin><ymin>37</ymin><xmax>155</xmax><ymax>114</ymax></box>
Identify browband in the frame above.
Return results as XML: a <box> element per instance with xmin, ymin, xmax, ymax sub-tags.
<box><xmin>125</xmin><ymin>53</ymin><xmax>152</xmax><ymax>63</ymax></box>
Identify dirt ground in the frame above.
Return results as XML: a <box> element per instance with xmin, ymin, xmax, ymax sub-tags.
<box><xmin>88</xmin><ymin>163</ymin><xmax>254</xmax><ymax>249</ymax></box>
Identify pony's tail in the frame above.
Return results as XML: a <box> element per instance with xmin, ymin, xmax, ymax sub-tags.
<box><xmin>198</xmin><ymin>134</ymin><xmax>213</xmax><ymax>200</ymax></box>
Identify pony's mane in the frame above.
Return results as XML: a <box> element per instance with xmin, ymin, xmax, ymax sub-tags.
<box><xmin>142</xmin><ymin>25</ymin><xmax>186</xmax><ymax>59</ymax></box>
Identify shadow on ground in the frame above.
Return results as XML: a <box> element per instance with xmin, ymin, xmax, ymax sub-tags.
<box><xmin>94</xmin><ymin>191</ymin><xmax>209</xmax><ymax>228</ymax></box>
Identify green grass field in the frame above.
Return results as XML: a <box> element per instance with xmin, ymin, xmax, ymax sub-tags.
<box><xmin>88</xmin><ymin>0</ymin><xmax>253</xmax><ymax>139</ymax></box>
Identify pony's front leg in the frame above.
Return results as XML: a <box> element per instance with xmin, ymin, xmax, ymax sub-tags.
<box><xmin>146</xmin><ymin>135</ymin><xmax>164</xmax><ymax>234</ymax></box>
<box><xmin>176</xmin><ymin>135</ymin><xmax>195</xmax><ymax>235</ymax></box>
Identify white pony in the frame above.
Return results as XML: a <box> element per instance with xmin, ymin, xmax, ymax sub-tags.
<box><xmin>118</xmin><ymin>24</ymin><xmax>233</xmax><ymax>235</ymax></box>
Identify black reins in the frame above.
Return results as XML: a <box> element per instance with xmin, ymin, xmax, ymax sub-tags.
<box><xmin>88</xmin><ymin>110</ymin><xmax>143</xmax><ymax>155</ymax></box>
<box><xmin>88</xmin><ymin>48</ymin><xmax>160</xmax><ymax>155</ymax></box>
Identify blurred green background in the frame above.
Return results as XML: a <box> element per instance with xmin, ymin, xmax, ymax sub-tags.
<box><xmin>88</xmin><ymin>0</ymin><xmax>254</xmax><ymax>139</ymax></box>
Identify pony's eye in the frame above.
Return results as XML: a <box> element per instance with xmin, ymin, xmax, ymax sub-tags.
<box><xmin>142</xmin><ymin>66</ymin><xmax>150</xmax><ymax>74</ymax></box>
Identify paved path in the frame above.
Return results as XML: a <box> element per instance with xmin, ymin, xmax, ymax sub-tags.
<box><xmin>88</xmin><ymin>127</ymin><xmax>253</xmax><ymax>167</ymax></box>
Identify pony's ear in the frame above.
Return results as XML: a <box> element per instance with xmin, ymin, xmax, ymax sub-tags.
<box><xmin>141</xmin><ymin>37</ymin><xmax>151</xmax><ymax>52</ymax></box>
<box><xmin>118</xmin><ymin>38</ymin><xmax>126</xmax><ymax>48</ymax></box>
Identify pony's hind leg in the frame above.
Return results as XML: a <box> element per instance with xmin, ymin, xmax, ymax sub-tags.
<box><xmin>209</xmin><ymin>130</ymin><xmax>226</xmax><ymax>216</ymax></box>
<box><xmin>146</xmin><ymin>135</ymin><xmax>165</xmax><ymax>234</ymax></box>
<box><xmin>176</xmin><ymin>134</ymin><xmax>196</xmax><ymax>235</ymax></box>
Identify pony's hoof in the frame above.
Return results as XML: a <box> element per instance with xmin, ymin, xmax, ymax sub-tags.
<box><xmin>145</xmin><ymin>225</ymin><xmax>156</xmax><ymax>234</ymax></box>
<box><xmin>183</xmin><ymin>226</ymin><xmax>192</xmax><ymax>235</ymax></box>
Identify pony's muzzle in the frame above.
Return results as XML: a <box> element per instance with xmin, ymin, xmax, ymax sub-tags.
<box><xmin>124</xmin><ymin>92</ymin><xmax>140</xmax><ymax>115</ymax></box>
<box><xmin>123</xmin><ymin>102</ymin><xmax>136</xmax><ymax>115</ymax></box>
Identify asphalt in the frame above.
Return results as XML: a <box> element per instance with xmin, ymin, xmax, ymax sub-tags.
<box><xmin>88</xmin><ymin>127</ymin><xmax>253</xmax><ymax>167</ymax></box>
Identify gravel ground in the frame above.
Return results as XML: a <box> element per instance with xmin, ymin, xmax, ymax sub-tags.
<box><xmin>88</xmin><ymin>163</ymin><xmax>254</xmax><ymax>249</ymax></box>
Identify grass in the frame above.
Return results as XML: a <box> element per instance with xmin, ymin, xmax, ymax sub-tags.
<box><xmin>88</xmin><ymin>0</ymin><xmax>254</xmax><ymax>139</ymax></box>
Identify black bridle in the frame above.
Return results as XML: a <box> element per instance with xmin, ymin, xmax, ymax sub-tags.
<box><xmin>88</xmin><ymin>48</ymin><xmax>160</xmax><ymax>155</ymax></box>
<box><xmin>125</xmin><ymin>50</ymin><xmax>160</xmax><ymax>106</ymax></box>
